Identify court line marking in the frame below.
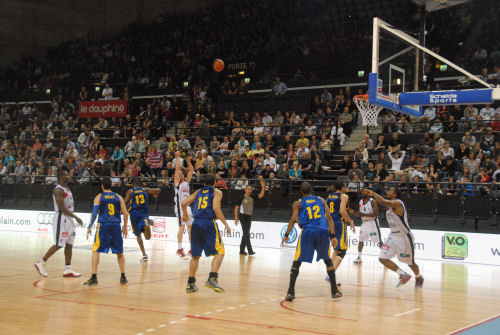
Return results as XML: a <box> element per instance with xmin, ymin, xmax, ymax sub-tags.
<box><xmin>446</xmin><ymin>313</ymin><xmax>500</xmax><ymax>335</ymax></box>
<box><xmin>279</xmin><ymin>296</ymin><xmax>358</xmax><ymax>321</ymax></box>
<box><xmin>39</xmin><ymin>295</ymin><xmax>336</xmax><ymax>335</ymax></box>
<box><xmin>393</xmin><ymin>308</ymin><xmax>421</xmax><ymax>317</ymax></box>
<box><xmin>157</xmin><ymin>325</ymin><xmax>166</xmax><ymax>328</ymax></box>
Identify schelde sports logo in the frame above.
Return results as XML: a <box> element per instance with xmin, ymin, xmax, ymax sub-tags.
<box><xmin>429</xmin><ymin>93</ymin><xmax>458</xmax><ymax>104</ymax></box>
<box><xmin>442</xmin><ymin>233</ymin><xmax>468</xmax><ymax>260</ymax></box>
<box><xmin>281</xmin><ymin>225</ymin><xmax>298</xmax><ymax>244</ymax></box>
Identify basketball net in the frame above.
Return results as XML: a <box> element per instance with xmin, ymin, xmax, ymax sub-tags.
<box><xmin>354</xmin><ymin>95</ymin><xmax>383</xmax><ymax>127</ymax></box>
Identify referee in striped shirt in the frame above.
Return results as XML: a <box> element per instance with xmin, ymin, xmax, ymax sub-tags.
<box><xmin>234</xmin><ymin>179</ymin><xmax>266</xmax><ymax>255</ymax></box>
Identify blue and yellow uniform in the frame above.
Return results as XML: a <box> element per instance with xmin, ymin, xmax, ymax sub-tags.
<box><xmin>128</xmin><ymin>186</ymin><xmax>149</xmax><ymax>236</ymax></box>
<box><xmin>191</xmin><ymin>186</ymin><xmax>225</xmax><ymax>257</ymax></box>
<box><xmin>294</xmin><ymin>196</ymin><xmax>331</xmax><ymax>263</ymax></box>
<box><xmin>93</xmin><ymin>192</ymin><xmax>123</xmax><ymax>254</ymax></box>
<box><xmin>326</xmin><ymin>192</ymin><xmax>348</xmax><ymax>251</ymax></box>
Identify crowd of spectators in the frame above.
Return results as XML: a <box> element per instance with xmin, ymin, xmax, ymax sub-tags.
<box><xmin>343</xmin><ymin>103</ymin><xmax>500</xmax><ymax>198</ymax></box>
<box><xmin>0</xmin><ymin>85</ymin><xmax>361</xmax><ymax>194</ymax></box>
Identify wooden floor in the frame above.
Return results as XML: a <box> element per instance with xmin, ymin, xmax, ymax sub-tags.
<box><xmin>2</xmin><ymin>231</ymin><xmax>500</xmax><ymax>335</ymax></box>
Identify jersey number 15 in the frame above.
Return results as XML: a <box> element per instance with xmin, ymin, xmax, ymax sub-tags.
<box><xmin>198</xmin><ymin>196</ymin><xmax>208</xmax><ymax>209</ymax></box>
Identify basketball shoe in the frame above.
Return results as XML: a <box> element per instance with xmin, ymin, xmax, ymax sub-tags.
<box><xmin>63</xmin><ymin>268</ymin><xmax>81</xmax><ymax>277</ymax></box>
<box><xmin>34</xmin><ymin>260</ymin><xmax>48</xmax><ymax>277</ymax></box>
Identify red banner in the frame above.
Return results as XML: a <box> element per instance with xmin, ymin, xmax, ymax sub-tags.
<box><xmin>78</xmin><ymin>100</ymin><xmax>127</xmax><ymax>118</ymax></box>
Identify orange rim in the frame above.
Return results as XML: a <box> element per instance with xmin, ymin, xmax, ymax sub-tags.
<box><xmin>353</xmin><ymin>94</ymin><xmax>369</xmax><ymax>101</ymax></box>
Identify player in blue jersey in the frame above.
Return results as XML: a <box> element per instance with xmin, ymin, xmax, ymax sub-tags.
<box><xmin>84</xmin><ymin>177</ymin><xmax>129</xmax><ymax>286</ymax></box>
<box><xmin>281</xmin><ymin>182</ymin><xmax>341</xmax><ymax>301</ymax></box>
<box><xmin>124</xmin><ymin>178</ymin><xmax>161</xmax><ymax>262</ymax></box>
<box><xmin>181</xmin><ymin>174</ymin><xmax>231</xmax><ymax>293</ymax></box>
<box><xmin>323</xmin><ymin>182</ymin><xmax>355</xmax><ymax>287</ymax></box>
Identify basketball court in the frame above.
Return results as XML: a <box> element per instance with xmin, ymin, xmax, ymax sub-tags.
<box><xmin>2</xmin><ymin>230</ymin><xmax>500</xmax><ymax>335</ymax></box>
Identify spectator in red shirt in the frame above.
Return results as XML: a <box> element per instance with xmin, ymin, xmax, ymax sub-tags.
<box><xmin>147</xmin><ymin>146</ymin><xmax>163</xmax><ymax>177</ymax></box>
<box><xmin>97</xmin><ymin>145</ymin><xmax>108</xmax><ymax>161</ymax></box>
<box><xmin>490</xmin><ymin>114</ymin><xmax>500</xmax><ymax>131</ymax></box>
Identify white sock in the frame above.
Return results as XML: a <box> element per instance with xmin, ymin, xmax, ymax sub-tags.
<box><xmin>178</xmin><ymin>244</ymin><xmax>182</xmax><ymax>249</ymax></box>
<box><xmin>65</xmin><ymin>265</ymin><xmax>71</xmax><ymax>269</ymax></box>
<box><xmin>358</xmin><ymin>251</ymin><xmax>362</xmax><ymax>257</ymax></box>
<box><xmin>396</xmin><ymin>268</ymin><xmax>406</xmax><ymax>276</ymax></box>
<box><xmin>415</xmin><ymin>274</ymin><xmax>422</xmax><ymax>278</ymax></box>
<box><xmin>39</xmin><ymin>259</ymin><xmax>45</xmax><ymax>264</ymax></box>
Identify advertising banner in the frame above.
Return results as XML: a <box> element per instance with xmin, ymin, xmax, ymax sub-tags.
<box><xmin>0</xmin><ymin>209</ymin><xmax>499</xmax><ymax>265</ymax></box>
<box><xmin>78</xmin><ymin>100</ymin><xmax>127</xmax><ymax>118</ymax></box>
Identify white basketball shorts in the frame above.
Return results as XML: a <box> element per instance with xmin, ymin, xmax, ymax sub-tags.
<box><xmin>174</xmin><ymin>206</ymin><xmax>194</xmax><ymax>226</ymax></box>
<box><xmin>379</xmin><ymin>231</ymin><xmax>415</xmax><ymax>265</ymax></box>
<box><xmin>53</xmin><ymin>212</ymin><xmax>75</xmax><ymax>247</ymax></box>
<box><xmin>359</xmin><ymin>219</ymin><xmax>382</xmax><ymax>245</ymax></box>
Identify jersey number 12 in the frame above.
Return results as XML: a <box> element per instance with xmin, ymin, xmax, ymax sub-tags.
<box><xmin>306</xmin><ymin>205</ymin><xmax>321</xmax><ymax>219</ymax></box>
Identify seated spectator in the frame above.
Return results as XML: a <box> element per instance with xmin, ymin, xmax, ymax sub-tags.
<box><xmin>459</xmin><ymin>176</ymin><xmax>475</xmax><ymax>197</ymax></box>
<box><xmin>340</xmin><ymin>155</ymin><xmax>352</xmax><ymax>176</ymax></box>
<box><xmin>289</xmin><ymin>161</ymin><xmax>302</xmax><ymax>180</ymax></box>
<box><xmin>429</xmin><ymin>119</ymin><xmax>444</xmax><ymax>134</ymax></box>
<box><xmin>440</xmin><ymin>141</ymin><xmax>454</xmax><ymax>159</ymax></box>
<box><xmin>330</xmin><ymin>121</ymin><xmax>346</xmax><ymax>146</ymax></box>
<box><xmin>410</xmin><ymin>175</ymin><xmax>426</xmax><ymax>194</ymax></box>
<box><xmin>347</xmin><ymin>173</ymin><xmax>363</xmax><ymax>193</ymax></box>
<box><xmin>209</xmin><ymin>136</ymin><xmax>220</xmax><ymax>155</ymax></box>
<box><xmin>234</xmin><ymin>174</ymin><xmax>249</xmax><ymax>190</ymax></box>
<box><xmin>111</xmin><ymin>145</ymin><xmax>125</xmax><ymax>172</ymax></box>
<box><xmin>463</xmin><ymin>151</ymin><xmax>482</xmax><ymax>176</ymax></box>
<box><xmin>338</xmin><ymin>107</ymin><xmax>353</xmax><ymax>137</ymax></box>
<box><xmin>462</xmin><ymin>131</ymin><xmax>476</xmax><ymax>150</ymax></box>
<box><xmin>476</xmin><ymin>168</ymin><xmax>491</xmax><ymax>195</ymax></box>
<box><xmin>348</xmin><ymin>161</ymin><xmax>364</xmax><ymax>180</ymax></box>
<box><xmin>388</xmin><ymin>150</ymin><xmax>406</xmax><ymax>172</ymax></box>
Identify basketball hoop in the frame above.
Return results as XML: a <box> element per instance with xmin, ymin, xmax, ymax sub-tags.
<box><xmin>354</xmin><ymin>95</ymin><xmax>383</xmax><ymax>127</ymax></box>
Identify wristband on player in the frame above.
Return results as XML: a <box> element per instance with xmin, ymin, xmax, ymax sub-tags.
<box><xmin>329</xmin><ymin>233</ymin><xmax>335</xmax><ymax>239</ymax></box>
<box><xmin>284</xmin><ymin>232</ymin><xmax>290</xmax><ymax>238</ymax></box>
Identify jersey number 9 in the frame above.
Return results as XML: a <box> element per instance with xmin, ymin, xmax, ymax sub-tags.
<box><xmin>108</xmin><ymin>203</ymin><xmax>115</xmax><ymax>215</ymax></box>
<box><xmin>306</xmin><ymin>205</ymin><xmax>321</xmax><ymax>219</ymax></box>
<box><xmin>198</xmin><ymin>196</ymin><xmax>208</xmax><ymax>209</ymax></box>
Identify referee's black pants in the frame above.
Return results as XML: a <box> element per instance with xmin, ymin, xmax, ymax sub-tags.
<box><xmin>239</xmin><ymin>214</ymin><xmax>253</xmax><ymax>253</ymax></box>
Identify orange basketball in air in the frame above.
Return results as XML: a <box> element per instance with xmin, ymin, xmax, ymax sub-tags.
<box><xmin>213</xmin><ymin>59</ymin><xmax>225</xmax><ymax>72</ymax></box>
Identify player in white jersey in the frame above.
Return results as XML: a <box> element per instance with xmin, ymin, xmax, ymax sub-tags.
<box><xmin>365</xmin><ymin>188</ymin><xmax>423</xmax><ymax>288</ymax></box>
<box><xmin>34</xmin><ymin>169</ymin><xmax>84</xmax><ymax>277</ymax></box>
<box><xmin>353</xmin><ymin>190</ymin><xmax>381</xmax><ymax>264</ymax></box>
<box><xmin>174</xmin><ymin>151</ymin><xmax>194</xmax><ymax>259</ymax></box>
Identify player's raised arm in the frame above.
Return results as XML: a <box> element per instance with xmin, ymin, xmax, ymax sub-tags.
<box><xmin>365</xmin><ymin>189</ymin><xmax>402</xmax><ymax>212</ymax></box>
<box><xmin>185</xmin><ymin>154</ymin><xmax>194</xmax><ymax>183</ymax></box>
<box><xmin>144</xmin><ymin>187</ymin><xmax>161</xmax><ymax>197</ymax></box>
<box><xmin>181</xmin><ymin>189</ymin><xmax>199</xmax><ymax>222</ymax></box>
<box><xmin>118</xmin><ymin>195</ymin><xmax>129</xmax><ymax>238</ymax></box>
<box><xmin>340</xmin><ymin>193</ymin><xmax>355</xmax><ymax>231</ymax></box>
<box><xmin>213</xmin><ymin>188</ymin><xmax>231</xmax><ymax>234</ymax></box>
<box><xmin>174</xmin><ymin>151</ymin><xmax>183</xmax><ymax>187</ymax></box>
<box><xmin>54</xmin><ymin>188</ymin><xmax>83</xmax><ymax>227</ymax></box>
<box><xmin>282</xmin><ymin>200</ymin><xmax>300</xmax><ymax>246</ymax></box>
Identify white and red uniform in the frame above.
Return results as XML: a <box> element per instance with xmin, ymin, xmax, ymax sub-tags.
<box><xmin>52</xmin><ymin>184</ymin><xmax>76</xmax><ymax>247</ymax></box>
<box><xmin>358</xmin><ymin>198</ymin><xmax>382</xmax><ymax>245</ymax></box>
<box><xmin>379</xmin><ymin>199</ymin><xmax>415</xmax><ymax>264</ymax></box>
<box><xmin>174</xmin><ymin>180</ymin><xmax>193</xmax><ymax>226</ymax></box>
